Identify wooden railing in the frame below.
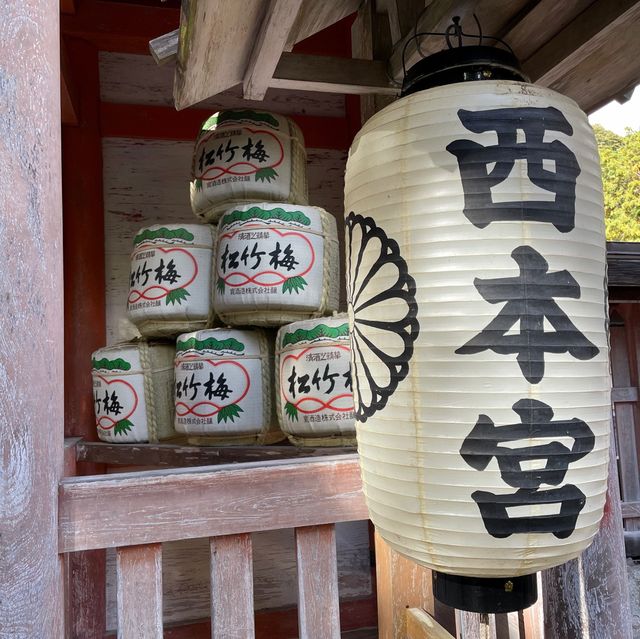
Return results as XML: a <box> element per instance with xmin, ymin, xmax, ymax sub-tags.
<box><xmin>59</xmin><ymin>455</ymin><xmax>368</xmax><ymax>638</ymax></box>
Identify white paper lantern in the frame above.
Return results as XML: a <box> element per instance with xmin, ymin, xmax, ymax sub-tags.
<box><xmin>190</xmin><ymin>110</ymin><xmax>308</xmax><ymax>223</ymax></box>
<box><xmin>344</xmin><ymin>80</ymin><xmax>610</xmax><ymax>582</ymax></box>
<box><xmin>213</xmin><ymin>203</ymin><xmax>340</xmax><ymax>326</ymax></box>
<box><xmin>91</xmin><ymin>342</ymin><xmax>175</xmax><ymax>443</ymax></box>
<box><xmin>174</xmin><ymin>328</ymin><xmax>283</xmax><ymax>445</ymax></box>
<box><xmin>275</xmin><ymin>315</ymin><xmax>356</xmax><ymax>446</ymax></box>
<box><xmin>126</xmin><ymin>224</ymin><xmax>216</xmax><ymax>337</ymax></box>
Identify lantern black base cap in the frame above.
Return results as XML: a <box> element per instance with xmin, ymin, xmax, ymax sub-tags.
<box><xmin>432</xmin><ymin>571</ymin><xmax>538</xmax><ymax>614</ymax></box>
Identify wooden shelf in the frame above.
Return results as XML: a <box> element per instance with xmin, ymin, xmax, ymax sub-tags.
<box><xmin>76</xmin><ymin>440</ymin><xmax>356</xmax><ymax>468</ymax></box>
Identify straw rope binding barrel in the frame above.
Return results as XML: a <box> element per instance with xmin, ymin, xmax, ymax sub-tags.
<box><xmin>190</xmin><ymin>109</ymin><xmax>308</xmax><ymax>223</ymax></box>
<box><xmin>126</xmin><ymin>223</ymin><xmax>216</xmax><ymax>338</ymax></box>
<box><xmin>275</xmin><ymin>314</ymin><xmax>356</xmax><ymax>447</ymax></box>
<box><xmin>174</xmin><ymin>328</ymin><xmax>284</xmax><ymax>445</ymax></box>
<box><xmin>213</xmin><ymin>202</ymin><xmax>339</xmax><ymax>326</ymax></box>
<box><xmin>91</xmin><ymin>341</ymin><xmax>176</xmax><ymax>443</ymax></box>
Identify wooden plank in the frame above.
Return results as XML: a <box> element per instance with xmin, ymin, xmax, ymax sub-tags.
<box><xmin>174</xmin><ymin>0</ymin><xmax>266</xmax><ymax>110</ymax></box>
<box><xmin>60</xmin><ymin>39</ymin><xmax>79</xmax><ymax>125</ymax></box>
<box><xmin>210</xmin><ymin>534</ymin><xmax>255</xmax><ymax>639</ymax></box>
<box><xmin>149</xmin><ymin>29</ymin><xmax>178</xmax><ymax>66</ymax></box>
<box><xmin>622</xmin><ymin>501</ymin><xmax>640</xmax><ymax>519</ymax></box>
<box><xmin>523</xmin><ymin>0</ymin><xmax>639</xmax><ymax>85</ymax></box>
<box><xmin>519</xmin><ymin>576</ymin><xmax>544</xmax><ymax>639</ymax></box>
<box><xmin>375</xmin><ymin>533</ymin><xmax>456</xmax><ymax>639</ymax></box>
<box><xmin>116</xmin><ymin>544</ymin><xmax>163</xmax><ymax>639</ymax></box>
<box><xmin>59</xmin><ymin>456</ymin><xmax>368</xmax><ymax>552</ymax></box>
<box><xmin>455</xmin><ymin>611</ymin><xmax>496</xmax><ymax>639</ymax></box>
<box><xmin>296</xmin><ymin>525</ymin><xmax>341</xmax><ymax>639</ymax></box>
<box><xmin>406</xmin><ymin>608</ymin><xmax>455</xmax><ymax>639</ymax></box>
<box><xmin>612</xmin><ymin>386</ymin><xmax>639</xmax><ymax>403</ymax></box>
<box><xmin>60</xmin><ymin>0</ymin><xmax>75</xmax><ymax>14</ymax></box>
<box><xmin>99</xmin><ymin>102</ymin><xmax>350</xmax><ymax>151</ymax></box>
<box><xmin>0</xmin><ymin>0</ymin><xmax>65</xmax><ymax>636</ymax></box>
<box><xmin>77</xmin><ymin>441</ymin><xmax>356</xmax><ymax>467</ymax></box>
<box><xmin>386</xmin><ymin>0</ymin><xmax>425</xmax><ymax>45</ymax></box>
<box><xmin>243</xmin><ymin>0</ymin><xmax>305</xmax><ymax>101</ymax></box>
<box><xmin>542</xmin><ymin>431</ymin><xmax>633</xmax><ymax>639</ymax></box>
<box><xmin>270</xmin><ymin>52</ymin><xmax>397</xmax><ymax>95</ymax></box>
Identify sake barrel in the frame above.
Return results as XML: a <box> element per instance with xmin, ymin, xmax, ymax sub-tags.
<box><xmin>344</xmin><ymin>80</ymin><xmax>610</xmax><ymax>580</ymax></box>
<box><xmin>276</xmin><ymin>315</ymin><xmax>356</xmax><ymax>446</ymax></box>
<box><xmin>214</xmin><ymin>203</ymin><xmax>340</xmax><ymax>326</ymax></box>
<box><xmin>91</xmin><ymin>341</ymin><xmax>175</xmax><ymax>444</ymax></box>
<box><xmin>127</xmin><ymin>224</ymin><xmax>216</xmax><ymax>337</ymax></box>
<box><xmin>190</xmin><ymin>110</ymin><xmax>308</xmax><ymax>223</ymax></box>
<box><xmin>174</xmin><ymin>328</ymin><xmax>284</xmax><ymax>445</ymax></box>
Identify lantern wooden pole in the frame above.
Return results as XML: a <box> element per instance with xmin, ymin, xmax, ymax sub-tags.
<box><xmin>0</xmin><ymin>0</ymin><xmax>65</xmax><ymax>636</ymax></box>
<box><xmin>542</xmin><ymin>428</ymin><xmax>633</xmax><ymax>639</ymax></box>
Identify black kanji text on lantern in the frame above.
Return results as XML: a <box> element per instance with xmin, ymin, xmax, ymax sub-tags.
<box><xmin>456</xmin><ymin>245</ymin><xmax>599</xmax><ymax>383</ymax></box>
<box><xmin>447</xmin><ymin>106</ymin><xmax>580</xmax><ymax>233</ymax></box>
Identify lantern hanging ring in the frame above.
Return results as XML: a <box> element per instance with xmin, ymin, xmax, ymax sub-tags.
<box><xmin>401</xmin><ymin>14</ymin><xmax>516</xmax><ymax>79</ymax></box>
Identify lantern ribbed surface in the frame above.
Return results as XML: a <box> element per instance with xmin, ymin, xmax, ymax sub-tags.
<box><xmin>174</xmin><ymin>328</ymin><xmax>284</xmax><ymax>445</ymax></box>
<box><xmin>127</xmin><ymin>224</ymin><xmax>216</xmax><ymax>338</ymax></box>
<box><xmin>91</xmin><ymin>342</ymin><xmax>176</xmax><ymax>444</ymax></box>
<box><xmin>213</xmin><ymin>202</ymin><xmax>340</xmax><ymax>326</ymax></box>
<box><xmin>190</xmin><ymin>109</ymin><xmax>308</xmax><ymax>223</ymax></box>
<box><xmin>275</xmin><ymin>314</ymin><xmax>356</xmax><ymax>446</ymax></box>
<box><xmin>344</xmin><ymin>81</ymin><xmax>610</xmax><ymax>578</ymax></box>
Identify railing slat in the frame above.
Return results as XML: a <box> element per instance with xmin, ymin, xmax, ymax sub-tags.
<box><xmin>116</xmin><ymin>543</ymin><xmax>163</xmax><ymax>639</ymax></box>
<box><xmin>406</xmin><ymin>608</ymin><xmax>455</xmax><ymax>639</ymax></box>
<box><xmin>210</xmin><ymin>534</ymin><xmax>255</xmax><ymax>639</ymax></box>
<box><xmin>59</xmin><ymin>455</ymin><xmax>367</xmax><ymax>552</ymax></box>
<box><xmin>295</xmin><ymin>524</ymin><xmax>340</xmax><ymax>639</ymax></box>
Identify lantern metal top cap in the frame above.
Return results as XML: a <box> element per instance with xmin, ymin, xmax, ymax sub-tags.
<box><xmin>400</xmin><ymin>15</ymin><xmax>528</xmax><ymax>97</ymax></box>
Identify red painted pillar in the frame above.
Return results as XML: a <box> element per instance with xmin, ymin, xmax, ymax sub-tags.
<box><xmin>0</xmin><ymin>1</ymin><xmax>65</xmax><ymax>636</ymax></box>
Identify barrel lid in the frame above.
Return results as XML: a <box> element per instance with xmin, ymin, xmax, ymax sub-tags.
<box><xmin>277</xmin><ymin>315</ymin><xmax>350</xmax><ymax>350</ymax></box>
<box><xmin>176</xmin><ymin>328</ymin><xmax>264</xmax><ymax>358</ymax></box>
<box><xmin>133</xmin><ymin>224</ymin><xmax>214</xmax><ymax>249</ymax></box>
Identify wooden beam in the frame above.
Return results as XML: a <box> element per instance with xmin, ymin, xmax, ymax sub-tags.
<box><xmin>59</xmin><ymin>455</ymin><xmax>368</xmax><ymax>552</ymax></box>
<box><xmin>612</xmin><ymin>386</ymin><xmax>639</xmax><ymax>403</ymax></box>
<box><xmin>243</xmin><ymin>0</ymin><xmax>305</xmax><ymax>101</ymax></box>
<box><xmin>60</xmin><ymin>0</ymin><xmax>75</xmax><ymax>14</ymax></box>
<box><xmin>0</xmin><ymin>1</ymin><xmax>65</xmax><ymax>636</ymax></box>
<box><xmin>622</xmin><ymin>501</ymin><xmax>640</xmax><ymax>519</ymax></box>
<box><xmin>405</xmin><ymin>608</ymin><xmax>455</xmax><ymax>639</ymax></box>
<box><xmin>99</xmin><ymin>102</ymin><xmax>351</xmax><ymax>150</ymax></box>
<box><xmin>149</xmin><ymin>28</ymin><xmax>178</xmax><ymax>66</ymax></box>
<box><xmin>60</xmin><ymin>37</ymin><xmax>79</xmax><ymax>125</ymax></box>
<box><xmin>523</xmin><ymin>0</ymin><xmax>640</xmax><ymax>85</ymax></box>
<box><xmin>270</xmin><ymin>52</ymin><xmax>398</xmax><ymax>95</ymax></box>
<box><xmin>62</xmin><ymin>0</ymin><xmax>179</xmax><ymax>55</ymax></box>
<box><xmin>116</xmin><ymin>544</ymin><xmax>163</xmax><ymax>639</ymax></box>
<box><xmin>76</xmin><ymin>440</ymin><xmax>356</xmax><ymax>467</ymax></box>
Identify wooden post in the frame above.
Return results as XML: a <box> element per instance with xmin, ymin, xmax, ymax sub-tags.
<box><xmin>542</xmin><ymin>427</ymin><xmax>633</xmax><ymax>639</ymax></box>
<box><xmin>0</xmin><ymin>0</ymin><xmax>65</xmax><ymax>636</ymax></box>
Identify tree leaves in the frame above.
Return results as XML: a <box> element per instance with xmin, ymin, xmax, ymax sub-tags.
<box><xmin>114</xmin><ymin>419</ymin><xmax>134</xmax><ymax>436</ymax></box>
<box><xmin>284</xmin><ymin>402</ymin><xmax>298</xmax><ymax>421</ymax></box>
<box><xmin>594</xmin><ymin>125</ymin><xmax>640</xmax><ymax>241</ymax></box>
<box><xmin>218</xmin><ymin>404</ymin><xmax>244</xmax><ymax>423</ymax></box>
<box><xmin>166</xmin><ymin>288</ymin><xmax>190</xmax><ymax>306</ymax></box>
<box><xmin>216</xmin><ymin>278</ymin><xmax>225</xmax><ymax>294</ymax></box>
<box><xmin>282</xmin><ymin>276</ymin><xmax>307</xmax><ymax>294</ymax></box>
<box><xmin>255</xmin><ymin>167</ymin><xmax>278</xmax><ymax>183</ymax></box>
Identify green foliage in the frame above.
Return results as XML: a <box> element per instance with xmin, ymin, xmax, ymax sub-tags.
<box><xmin>92</xmin><ymin>357</ymin><xmax>131</xmax><ymax>371</ymax></box>
<box><xmin>216</xmin><ymin>278</ymin><xmax>225</xmax><ymax>294</ymax></box>
<box><xmin>221</xmin><ymin>206</ymin><xmax>311</xmax><ymax>228</ymax></box>
<box><xmin>282</xmin><ymin>276</ymin><xmax>307</xmax><ymax>294</ymax></box>
<box><xmin>284</xmin><ymin>402</ymin><xmax>298</xmax><ymax>421</ymax></box>
<box><xmin>202</xmin><ymin>110</ymin><xmax>279</xmax><ymax>130</ymax></box>
<box><xmin>134</xmin><ymin>226</ymin><xmax>195</xmax><ymax>246</ymax></box>
<box><xmin>114</xmin><ymin>419</ymin><xmax>134</xmax><ymax>436</ymax></box>
<box><xmin>282</xmin><ymin>323</ymin><xmax>350</xmax><ymax>347</ymax></box>
<box><xmin>593</xmin><ymin>124</ymin><xmax>640</xmax><ymax>241</ymax></box>
<box><xmin>218</xmin><ymin>404</ymin><xmax>243</xmax><ymax>423</ymax></box>
<box><xmin>195</xmin><ymin>179</ymin><xmax>203</xmax><ymax>191</ymax></box>
<box><xmin>176</xmin><ymin>336</ymin><xmax>245</xmax><ymax>353</ymax></box>
<box><xmin>166</xmin><ymin>288</ymin><xmax>190</xmax><ymax>306</ymax></box>
<box><xmin>255</xmin><ymin>167</ymin><xmax>279</xmax><ymax>183</ymax></box>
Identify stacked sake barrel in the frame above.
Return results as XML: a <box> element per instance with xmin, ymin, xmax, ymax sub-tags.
<box><xmin>90</xmin><ymin>108</ymin><xmax>354</xmax><ymax>446</ymax></box>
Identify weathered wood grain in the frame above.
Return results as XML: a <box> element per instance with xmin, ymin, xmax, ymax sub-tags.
<box><xmin>542</xmin><ymin>430</ymin><xmax>633</xmax><ymax>639</ymax></box>
<box><xmin>116</xmin><ymin>544</ymin><xmax>163</xmax><ymax>639</ymax></box>
<box><xmin>296</xmin><ymin>525</ymin><xmax>341</xmax><ymax>638</ymax></box>
<box><xmin>149</xmin><ymin>29</ymin><xmax>178</xmax><ymax>66</ymax></box>
<box><xmin>455</xmin><ymin>611</ymin><xmax>496</xmax><ymax>639</ymax></box>
<box><xmin>285</xmin><ymin>1</ymin><xmax>362</xmax><ymax>50</ymax></box>
<box><xmin>375</xmin><ymin>533</ymin><xmax>456</xmax><ymax>639</ymax></box>
<box><xmin>0</xmin><ymin>1</ymin><xmax>65</xmax><ymax>636</ymax></box>
<box><xmin>243</xmin><ymin>0</ymin><xmax>305</xmax><ymax>101</ymax></box>
<box><xmin>406</xmin><ymin>608</ymin><xmax>455</xmax><ymax>639</ymax></box>
<box><xmin>622</xmin><ymin>501</ymin><xmax>640</xmax><ymax>519</ymax></box>
<box><xmin>210</xmin><ymin>534</ymin><xmax>255</xmax><ymax>639</ymax></box>
<box><xmin>100</xmin><ymin>52</ymin><xmax>346</xmax><ymax>118</ymax></box>
<box><xmin>60</xmin><ymin>456</ymin><xmax>368</xmax><ymax>552</ymax></box>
